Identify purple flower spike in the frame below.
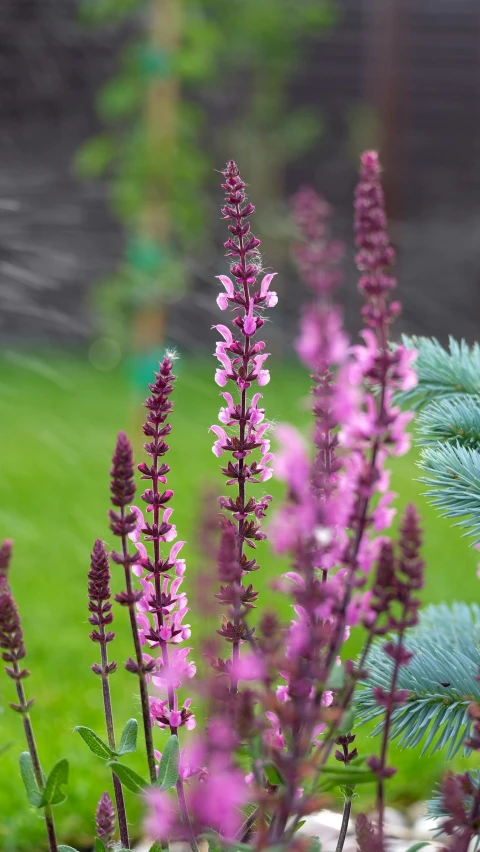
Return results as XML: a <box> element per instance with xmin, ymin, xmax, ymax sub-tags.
<box><xmin>95</xmin><ymin>791</ymin><xmax>116</xmax><ymax>845</ymax></box>
<box><xmin>0</xmin><ymin>576</ymin><xmax>28</xmax><ymax>683</ymax></box>
<box><xmin>131</xmin><ymin>356</ymin><xmax>196</xmax><ymax>737</ymax></box>
<box><xmin>110</xmin><ymin>431</ymin><xmax>136</xmax><ymax>509</ymax></box>
<box><xmin>0</xmin><ymin>540</ymin><xmax>13</xmax><ymax>580</ymax></box>
<box><xmin>212</xmin><ymin>161</ymin><xmax>276</xmax><ymax>693</ymax></box>
<box><xmin>88</xmin><ymin>540</ymin><xmax>116</xmax><ymax>673</ymax></box>
<box><xmin>108</xmin><ymin>430</ymin><xmax>157</xmax><ymax>785</ymax></box>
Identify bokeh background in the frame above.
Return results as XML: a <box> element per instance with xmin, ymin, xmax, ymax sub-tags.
<box><xmin>1</xmin><ymin>0</ymin><xmax>480</xmax><ymax>849</ymax></box>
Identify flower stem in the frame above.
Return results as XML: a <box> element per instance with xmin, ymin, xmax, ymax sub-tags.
<box><xmin>14</xmin><ymin>670</ymin><xmax>58</xmax><ymax>852</ymax></box>
<box><xmin>121</xmin><ymin>508</ymin><xmax>157</xmax><ymax>784</ymax></box>
<box><xmin>335</xmin><ymin>795</ymin><xmax>352</xmax><ymax>852</ymax></box>
<box><xmin>376</xmin><ymin>617</ymin><xmax>406</xmax><ymax>843</ymax></box>
<box><xmin>176</xmin><ymin>777</ymin><xmax>200</xmax><ymax>852</ymax></box>
<box><xmin>99</xmin><ymin>640</ymin><xmax>130</xmax><ymax>848</ymax></box>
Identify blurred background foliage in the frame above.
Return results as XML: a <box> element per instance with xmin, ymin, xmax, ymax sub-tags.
<box><xmin>75</xmin><ymin>0</ymin><xmax>337</xmax><ymax>349</ymax></box>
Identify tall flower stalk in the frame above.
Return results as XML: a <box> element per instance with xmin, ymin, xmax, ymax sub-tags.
<box><xmin>370</xmin><ymin>504</ymin><xmax>424</xmax><ymax>840</ymax></box>
<box><xmin>318</xmin><ymin>151</ymin><xmax>416</xmax><ymax>675</ymax></box>
<box><xmin>129</xmin><ymin>356</ymin><xmax>198</xmax><ymax>850</ymax></box>
<box><xmin>88</xmin><ymin>538</ymin><xmax>129</xmax><ymax>848</ymax></box>
<box><xmin>109</xmin><ymin>431</ymin><xmax>157</xmax><ymax>782</ymax></box>
<box><xmin>270</xmin><ymin>156</ymin><xmax>419</xmax><ymax>840</ymax></box>
<box><xmin>212</xmin><ymin>160</ymin><xmax>277</xmax><ymax>694</ymax></box>
<box><xmin>0</xmin><ymin>544</ymin><xmax>58</xmax><ymax>852</ymax></box>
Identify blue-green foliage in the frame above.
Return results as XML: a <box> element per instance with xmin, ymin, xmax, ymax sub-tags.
<box><xmin>356</xmin><ymin>603</ymin><xmax>480</xmax><ymax>759</ymax></box>
<box><xmin>419</xmin><ymin>442</ymin><xmax>480</xmax><ymax>540</ymax></box>
<box><xmin>399</xmin><ymin>336</ymin><xmax>480</xmax><ymax>541</ymax></box>
<box><xmin>400</xmin><ymin>335</ymin><xmax>480</xmax><ymax>410</ymax></box>
<box><xmin>416</xmin><ymin>396</ymin><xmax>480</xmax><ymax>449</ymax></box>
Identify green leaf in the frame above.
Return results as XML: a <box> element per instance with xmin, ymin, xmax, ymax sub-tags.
<box><xmin>96</xmin><ymin>75</ymin><xmax>141</xmax><ymax>121</ymax></box>
<box><xmin>404</xmin><ymin>845</ymin><xmax>431</xmax><ymax>852</ymax></box>
<box><xmin>326</xmin><ymin>663</ymin><xmax>345</xmax><ymax>690</ymax></box>
<box><xmin>156</xmin><ymin>734</ymin><xmax>180</xmax><ymax>790</ymax></box>
<box><xmin>58</xmin><ymin>847</ymin><xmax>80</xmax><ymax>852</ymax></box>
<box><xmin>264</xmin><ymin>764</ymin><xmax>283</xmax><ymax>786</ymax></box>
<box><xmin>40</xmin><ymin>758</ymin><xmax>69</xmax><ymax>806</ymax></box>
<box><xmin>117</xmin><ymin>718</ymin><xmax>138</xmax><ymax>755</ymax></box>
<box><xmin>337</xmin><ymin>708</ymin><xmax>356</xmax><ymax>736</ymax></box>
<box><xmin>148</xmin><ymin>844</ymin><xmax>164</xmax><ymax>852</ymax></box>
<box><xmin>108</xmin><ymin>760</ymin><xmax>148</xmax><ymax>793</ymax></box>
<box><xmin>74</xmin><ymin>726</ymin><xmax>115</xmax><ymax>760</ymax></box>
<box><xmin>318</xmin><ymin>765</ymin><xmax>376</xmax><ymax>790</ymax></box>
<box><xmin>19</xmin><ymin>752</ymin><xmax>42</xmax><ymax>807</ymax></box>
<box><xmin>95</xmin><ymin>840</ymin><xmax>107</xmax><ymax>852</ymax></box>
<box><xmin>75</xmin><ymin>134</ymin><xmax>116</xmax><ymax>178</ymax></box>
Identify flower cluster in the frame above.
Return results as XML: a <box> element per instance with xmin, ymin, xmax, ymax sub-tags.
<box><xmin>0</xmin><ymin>569</ymin><xmax>28</xmax><ymax>688</ymax></box>
<box><xmin>211</xmin><ymin>161</ymin><xmax>276</xmax><ymax>693</ymax></box>
<box><xmin>0</xmin><ymin>154</ymin><xmax>440</xmax><ymax>852</ymax></box>
<box><xmin>0</xmin><ymin>545</ymin><xmax>59</xmax><ymax>850</ymax></box>
<box><xmin>130</xmin><ymin>356</ymin><xmax>196</xmax><ymax>736</ymax></box>
<box><xmin>263</xmin><ymin>156</ymin><xmax>421</xmax><ymax>837</ymax></box>
<box><xmin>95</xmin><ymin>792</ymin><xmax>115</xmax><ymax>846</ymax></box>
<box><xmin>88</xmin><ymin>539</ymin><xmax>116</xmax><ymax>675</ymax></box>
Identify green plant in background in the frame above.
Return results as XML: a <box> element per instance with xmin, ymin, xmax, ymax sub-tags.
<box><xmin>76</xmin><ymin>0</ymin><xmax>337</xmax><ymax>357</ymax></box>
<box><xmin>359</xmin><ymin>335</ymin><xmax>480</xmax><ymax>836</ymax></box>
<box><xmin>357</xmin><ymin>603</ymin><xmax>480</xmax><ymax>759</ymax></box>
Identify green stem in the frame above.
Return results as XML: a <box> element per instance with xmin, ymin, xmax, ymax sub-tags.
<box><xmin>14</xmin><ymin>674</ymin><xmax>58</xmax><ymax>852</ymax></box>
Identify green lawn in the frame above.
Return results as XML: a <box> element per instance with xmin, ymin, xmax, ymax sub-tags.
<box><xmin>0</xmin><ymin>350</ymin><xmax>478</xmax><ymax>850</ymax></box>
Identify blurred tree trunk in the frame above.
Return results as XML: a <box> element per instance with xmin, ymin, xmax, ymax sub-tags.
<box><xmin>365</xmin><ymin>0</ymin><xmax>406</xmax><ymax>220</ymax></box>
<box><xmin>131</xmin><ymin>0</ymin><xmax>181</xmax><ymax>356</ymax></box>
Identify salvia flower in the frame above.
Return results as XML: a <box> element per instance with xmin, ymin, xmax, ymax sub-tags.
<box><xmin>131</xmin><ymin>356</ymin><xmax>196</xmax><ymax>736</ymax></box>
<box><xmin>88</xmin><ymin>539</ymin><xmax>116</xmax><ymax>674</ymax></box>
<box><xmin>0</xmin><ymin>539</ymin><xmax>13</xmax><ymax>579</ymax></box>
<box><xmin>0</xmin><ymin>575</ymin><xmax>28</xmax><ymax>684</ymax></box>
<box><xmin>0</xmin><ymin>549</ymin><xmax>59</xmax><ymax>850</ymax></box>
<box><xmin>109</xmin><ymin>430</ymin><xmax>157</xmax><ymax>784</ymax></box>
<box><xmin>95</xmin><ymin>791</ymin><xmax>115</xmax><ymax>846</ymax></box>
<box><xmin>87</xmin><ymin>538</ymin><xmax>130</xmax><ymax>848</ymax></box>
<box><xmin>212</xmin><ymin>160</ymin><xmax>276</xmax><ymax>694</ymax></box>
